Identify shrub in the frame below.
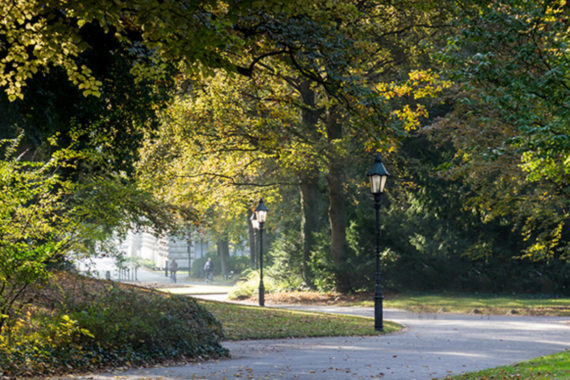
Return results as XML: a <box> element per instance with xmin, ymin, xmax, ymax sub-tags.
<box><xmin>228</xmin><ymin>269</ymin><xmax>279</xmax><ymax>300</ymax></box>
<box><xmin>0</xmin><ymin>272</ymin><xmax>227</xmax><ymax>377</ymax></box>
<box><xmin>307</xmin><ymin>231</ymin><xmax>338</xmax><ymax>292</ymax></box>
<box><xmin>0</xmin><ymin>310</ymin><xmax>93</xmax><ymax>377</ymax></box>
<box><xmin>68</xmin><ymin>287</ymin><xmax>225</xmax><ymax>361</ymax></box>
<box><xmin>266</xmin><ymin>230</ymin><xmax>306</xmax><ymax>291</ymax></box>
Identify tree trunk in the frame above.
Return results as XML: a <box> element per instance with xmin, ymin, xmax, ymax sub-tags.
<box><xmin>298</xmin><ymin>81</ymin><xmax>323</xmax><ymax>288</ymax></box>
<box><xmin>217</xmin><ymin>237</ymin><xmax>230</xmax><ymax>277</ymax></box>
<box><xmin>299</xmin><ymin>174</ymin><xmax>319</xmax><ymax>287</ymax></box>
<box><xmin>247</xmin><ymin>212</ymin><xmax>258</xmax><ymax>268</ymax></box>
<box><xmin>325</xmin><ymin>105</ymin><xmax>351</xmax><ymax>292</ymax></box>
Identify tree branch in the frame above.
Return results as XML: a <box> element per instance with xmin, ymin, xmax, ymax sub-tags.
<box><xmin>236</xmin><ymin>49</ymin><xmax>289</xmax><ymax>77</ymax></box>
<box><xmin>176</xmin><ymin>172</ymin><xmax>296</xmax><ymax>187</ymax></box>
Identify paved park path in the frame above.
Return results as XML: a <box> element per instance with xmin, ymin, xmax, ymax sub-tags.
<box><xmin>67</xmin><ymin>260</ymin><xmax>569</xmax><ymax>379</ymax></box>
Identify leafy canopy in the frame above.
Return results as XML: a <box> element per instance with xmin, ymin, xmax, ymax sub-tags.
<box><xmin>436</xmin><ymin>0</ymin><xmax>569</xmax><ymax>261</ymax></box>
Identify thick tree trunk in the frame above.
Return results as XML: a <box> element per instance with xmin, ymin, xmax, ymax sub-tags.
<box><xmin>327</xmin><ymin>161</ymin><xmax>350</xmax><ymax>292</ymax></box>
<box><xmin>299</xmin><ymin>173</ymin><xmax>319</xmax><ymax>287</ymax></box>
<box><xmin>217</xmin><ymin>237</ymin><xmax>230</xmax><ymax>277</ymax></box>
<box><xmin>298</xmin><ymin>81</ymin><xmax>322</xmax><ymax>288</ymax></box>
<box><xmin>325</xmin><ymin>105</ymin><xmax>351</xmax><ymax>292</ymax></box>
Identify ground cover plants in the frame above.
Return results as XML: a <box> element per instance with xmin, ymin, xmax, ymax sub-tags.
<box><xmin>448</xmin><ymin>350</ymin><xmax>569</xmax><ymax>379</ymax></box>
<box><xmin>198</xmin><ymin>300</ymin><xmax>400</xmax><ymax>340</ymax></box>
<box><xmin>0</xmin><ymin>272</ymin><xmax>226</xmax><ymax>378</ymax></box>
<box><xmin>0</xmin><ymin>272</ymin><xmax>402</xmax><ymax>377</ymax></box>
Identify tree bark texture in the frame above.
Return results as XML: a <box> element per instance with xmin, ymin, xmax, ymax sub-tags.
<box><xmin>217</xmin><ymin>237</ymin><xmax>230</xmax><ymax>276</ymax></box>
<box><xmin>247</xmin><ymin>212</ymin><xmax>258</xmax><ymax>268</ymax></box>
<box><xmin>299</xmin><ymin>174</ymin><xmax>319</xmax><ymax>287</ymax></box>
<box><xmin>325</xmin><ymin>105</ymin><xmax>351</xmax><ymax>292</ymax></box>
<box><xmin>298</xmin><ymin>81</ymin><xmax>323</xmax><ymax>288</ymax></box>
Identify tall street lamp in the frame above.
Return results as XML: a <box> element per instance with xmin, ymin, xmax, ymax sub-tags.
<box><xmin>254</xmin><ymin>198</ymin><xmax>268</xmax><ymax>307</ymax></box>
<box><xmin>368</xmin><ymin>153</ymin><xmax>390</xmax><ymax>331</ymax></box>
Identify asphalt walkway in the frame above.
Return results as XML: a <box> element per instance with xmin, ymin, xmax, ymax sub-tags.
<box><xmin>68</xmin><ymin>259</ymin><xmax>570</xmax><ymax>379</ymax></box>
<box><xmin>91</xmin><ymin>310</ymin><xmax>568</xmax><ymax>380</ymax></box>
<box><xmin>77</xmin><ymin>257</ymin><xmax>232</xmax><ymax>293</ymax></box>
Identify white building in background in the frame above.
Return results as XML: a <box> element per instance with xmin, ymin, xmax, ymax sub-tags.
<box><xmin>76</xmin><ymin>227</ymin><xmax>250</xmax><ymax>282</ymax></box>
<box><xmin>120</xmin><ymin>229</ymin><xmax>211</xmax><ymax>270</ymax></box>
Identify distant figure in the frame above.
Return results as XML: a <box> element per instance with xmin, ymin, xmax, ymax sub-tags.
<box><xmin>169</xmin><ymin>259</ymin><xmax>178</xmax><ymax>283</ymax></box>
<box><xmin>203</xmin><ymin>258</ymin><xmax>213</xmax><ymax>283</ymax></box>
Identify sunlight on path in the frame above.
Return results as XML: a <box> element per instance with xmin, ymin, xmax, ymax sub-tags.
<box><xmin>158</xmin><ymin>285</ymin><xmax>232</xmax><ymax>295</ymax></box>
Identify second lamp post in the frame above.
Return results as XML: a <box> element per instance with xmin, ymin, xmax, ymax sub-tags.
<box><xmin>254</xmin><ymin>198</ymin><xmax>268</xmax><ymax>307</ymax></box>
<box><xmin>368</xmin><ymin>153</ymin><xmax>390</xmax><ymax>331</ymax></box>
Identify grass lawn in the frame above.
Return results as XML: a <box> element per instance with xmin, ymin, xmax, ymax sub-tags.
<box><xmin>197</xmin><ymin>300</ymin><xmax>401</xmax><ymax>340</ymax></box>
<box><xmin>448</xmin><ymin>350</ymin><xmax>569</xmax><ymax>379</ymax></box>
<box><xmin>256</xmin><ymin>291</ymin><xmax>569</xmax><ymax>316</ymax></box>
<box><xmin>381</xmin><ymin>293</ymin><xmax>570</xmax><ymax>316</ymax></box>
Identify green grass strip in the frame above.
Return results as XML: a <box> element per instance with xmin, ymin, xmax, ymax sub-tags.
<box><xmin>350</xmin><ymin>293</ymin><xmax>569</xmax><ymax>316</ymax></box>
<box><xmin>448</xmin><ymin>350</ymin><xmax>569</xmax><ymax>379</ymax></box>
<box><xmin>198</xmin><ymin>300</ymin><xmax>400</xmax><ymax>340</ymax></box>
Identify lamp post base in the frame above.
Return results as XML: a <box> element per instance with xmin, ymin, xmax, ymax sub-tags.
<box><xmin>259</xmin><ymin>282</ymin><xmax>265</xmax><ymax>307</ymax></box>
<box><xmin>374</xmin><ymin>288</ymin><xmax>383</xmax><ymax>331</ymax></box>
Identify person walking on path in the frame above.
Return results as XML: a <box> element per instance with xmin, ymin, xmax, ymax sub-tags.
<box><xmin>169</xmin><ymin>259</ymin><xmax>178</xmax><ymax>283</ymax></box>
<box><xmin>203</xmin><ymin>258</ymin><xmax>213</xmax><ymax>283</ymax></box>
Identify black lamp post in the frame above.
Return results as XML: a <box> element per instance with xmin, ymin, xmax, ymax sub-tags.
<box><xmin>254</xmin><ymin>198</ymin><xmax>268</xmax><ymax>307</ymax></box>
<box><xmin>368</xmin><ymin>153</ymin><xmax>390</xmax><ymax>331</ymax></box>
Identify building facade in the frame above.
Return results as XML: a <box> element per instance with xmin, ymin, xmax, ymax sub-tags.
<box><xmin>122</xmin><ymin>229</ymin><xmax>210</xmax><ymax>269</ymax></box>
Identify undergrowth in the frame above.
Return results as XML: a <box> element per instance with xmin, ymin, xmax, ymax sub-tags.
<box><xmin>0</xmin><ymin>272</ymin><xmax>226</xmax><ymax>378</ymax></box>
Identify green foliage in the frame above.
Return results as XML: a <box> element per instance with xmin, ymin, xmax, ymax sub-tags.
<box><xmin>67</xmin><ymin>287</ymin><xmax>224</xmax><ymax>362</ymax></box>
<box><xmin>272</xmin><ymin>134</ymin><xmax>569</xmax><ymax>294</ymax></box>
<box><xmin>378</xmin><ymin>133</ymin><xmax>569</xmax><ymax>293</ymax></box>
<box><xmin>135</xmin><ymin>1</ymin><xmax>452</xmax><ymax>293</ymax></box>
<box><xmin>266</xmin><ymin>229</ymin><xmax>305</xmax><ymax>290</ymax></box>
<box><xmin>0</xmin><ymin>24</ymin><xmax>174</xmax><ymax>176</ymax></box>
<box><xmin>307</xmin><ymin>231</ymin><xmax>337</xmax><ymax>292</ymax></box>
<box><xmin>190</xmin><ymin>256</ymin><xmax>210</xmax><ymax>279</ymax></box>
<box><xmin>229</xmin><ymin>270</ymin><xmax>279</xmax><ymax>300</ymax></box>
<box><xmin>242</xmin><ymin>129</ymin><xmax>569</xmax><ymax>295</ymax></box>
<box><xmin>228</xmin><ymin>255</ymin><xmax>252</xmax><ymax>278</ymax></box>
<box><xmin>378</xmin><ymin>194</ymin><xmax>569</xmax><ymax>293</ymax></box>
<box><xmin>0</xmin><ymin>311</ymin><xmax>94</xmax><ymax>377</ymax></box>
<box><xmin>437</xmin><ymin>0</ymin><xmax>569</xmax><ymax>260</ymax></box>
<box><xmin>190</xmin><ymin>254</ymin><xmax>251</xmax><ymax>279</ymax></box>
<box><xmin>0</xmin><ymin>273</ymin><xmax>226</xmax><ymax>377</ymax></box>
<box><xmin>444</xmin><ymin>0</ymin><xmax>569</xmax><ymax>184</ymax></box>
<box><xmin>132</xmin><ymin>257</ymin><xmax>160</xmax><ymax>271</ymax></box>
<box><xmin>0</xmin><ymin>0</ymin><xmax>311</xmax><ymax>100</ymax></box>
<box><xmin>0</xmin><ymin>136</ymin><xmax>184</xmax><ymax>332</ymax></box>
<box><xmin>0</xmin><ymin>138</ymin><xmax>73</xmax><ymax>327</ymax></box>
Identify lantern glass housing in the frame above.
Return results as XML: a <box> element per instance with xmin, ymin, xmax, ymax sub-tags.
<box><xmin>369</xmin><ymin>174</ymin><xmax>387</xmax><ymax>194</ymax></box>
<box><xmin>368</xmin><ymin>153</ymin><xmax>390</xmax><ymax>194</ymax></box>
<box><xmin>254</xmin><ymin>198</ymin><xmax>268</xmax><ymax>223</ymax></box>
<box><xmin>250</xmin><ymin>213</ymin><xmax>260</xmax><ymax>230</ymax></box>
